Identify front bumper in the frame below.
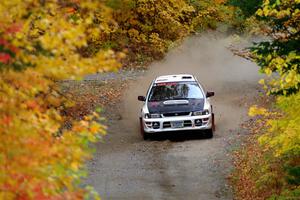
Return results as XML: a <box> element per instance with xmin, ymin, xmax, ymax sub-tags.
<box><xmin>142</xmin><ymin>114</ymin><xmax>213</xmax><ymax>133</ymax></box>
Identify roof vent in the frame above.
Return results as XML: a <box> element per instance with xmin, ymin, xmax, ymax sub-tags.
<box><xmin>182</xmin><ymin>76</ymin><xmax>192</xmax><ymax>79</ymax></box>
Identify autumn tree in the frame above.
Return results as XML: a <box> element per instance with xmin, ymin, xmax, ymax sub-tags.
<box><xmin>251</xmin><ymin>0</ymin><xmax>300</xmax><ymax>95</ymax></box>
<box><xmin>227</xmin><ymin>0</ymin><xmax>263</xmax><ymax>17</ymax></box>
<box><xmin>232</xmin><ymin>1</ymin><xmax>300</xmax><ymax>199</ymax></box>
<box><xmin>0</xmin><ymin>1</ymin><xmax>121</xmax><ymax>199</ymax></box>
<box><xmin>101</xmin><ymin>0</ymin><xmax>234</xmax><ymax>64</ymax></box>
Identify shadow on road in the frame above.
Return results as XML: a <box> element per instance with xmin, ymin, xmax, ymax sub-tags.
<box><xmin>146</xmin><ymin>130</ymin><xmax>212</xmax><ymax>142</ymax></box>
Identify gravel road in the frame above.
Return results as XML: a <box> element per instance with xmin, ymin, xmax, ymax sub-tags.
<box><xmin>86</xmin><ymin>34</ymin><xmax>262</xmax><ymax>200</ymax></box>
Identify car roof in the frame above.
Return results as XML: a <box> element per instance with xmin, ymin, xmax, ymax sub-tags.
<box><xmin>154</xmin><ymin>74</ymin><xmax>196</xmax><ymax>83</ymax></box>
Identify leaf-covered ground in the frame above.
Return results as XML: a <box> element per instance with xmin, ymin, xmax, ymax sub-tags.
<box><xmin>60</xmin><ymin>69</ymin><xmax>145</xmax><ymax>124</ymax></box>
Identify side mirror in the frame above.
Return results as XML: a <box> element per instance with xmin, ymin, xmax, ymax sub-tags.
<box><xmin>138</xmin><ymin>96</ymin><xmax>146</xmax><ymax>101</ymax></box>
<box><xmin>206</xmin><ymin>91</ymin><xmax>215</xmax><ymax>98</ymax></box>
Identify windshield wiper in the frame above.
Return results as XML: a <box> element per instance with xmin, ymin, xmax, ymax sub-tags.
<box><xmin>172</xmin><ymin>97</ymin><xmax>188</xmax><ymax>100</ymax></box>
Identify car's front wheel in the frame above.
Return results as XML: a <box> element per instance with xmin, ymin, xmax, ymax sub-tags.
<box><xmin>139</xmin><ymin>118</ymin><xmax>149</xmax><ymax>140</ymax></box>
<box><xmin>205</xmin><ymin>128</ymin><xmax>213</xmax><ymax>138</ymax></box>
<box><xmin>212</xmin><ymin>112</ymin><xmax>216</xmax><ymax>132</ymax></box>
<box><xmin>206</xmin><ymin>113</ymin><xmax>215</xmax><ymax>138</ymax></box>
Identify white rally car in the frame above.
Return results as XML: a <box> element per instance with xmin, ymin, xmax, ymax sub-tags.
<box><xmin>138</xmin><ymin>74</ymin><xmax>215</xmax><ymax>140</ymax></box>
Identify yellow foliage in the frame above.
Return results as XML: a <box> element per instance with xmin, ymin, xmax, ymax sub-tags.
<box><xmin>248</xmin><ymin>105</ymin><xmax>268</xmax><ymax>117</ymax></box>
<box><xmin>253</xmin><ymin>0</ymin><xmax>300</xmax><ymax>94</ymax></box>
<box><xmin>0</xmin><ymin>0</ymin><xmax>120</xmax><ymax>199</ymax></box>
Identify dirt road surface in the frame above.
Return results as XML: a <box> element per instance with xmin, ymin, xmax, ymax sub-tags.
<box><xmin>86</xmin><ymin>35</ymin><xmax>261</xmax><ymax>200</ymax></box>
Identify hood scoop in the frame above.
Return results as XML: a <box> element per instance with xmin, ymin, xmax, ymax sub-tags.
<box><xmin>163</xmin><ymin>100</ymin><xmax>189</xmax><ymax>105</ymax></box>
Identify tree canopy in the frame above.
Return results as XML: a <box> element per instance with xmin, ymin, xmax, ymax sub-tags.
<box><xmin>252</xmin><ymin>0</ymin><xmax>300</xmax><ymax>95</ymax></box>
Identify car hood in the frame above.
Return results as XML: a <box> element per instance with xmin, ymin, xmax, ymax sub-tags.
<box><xmin>147</xmin><ymin>99</ymin><xmax>205</xmax><ymax>114</ymax></box>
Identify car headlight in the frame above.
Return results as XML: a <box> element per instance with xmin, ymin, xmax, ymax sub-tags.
<box><xmin>192</xmin><ymin>109</ymin><xmax>209</xmax><ymax>116</ymax></box>
<box><xmin>150</xmin><ymin>113</ymin><xmax>161</xmax><ymax>118</ymax></box>
<box><xmin>144</xmin><ymin>113</ymin><xmax>161</xmax><ymax>118</ymax></box>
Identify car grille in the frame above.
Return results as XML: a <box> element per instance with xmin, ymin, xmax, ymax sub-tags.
<box><xmin>184</xmin><ymin>120</ymin><xmax>192</xmax><ymax>127</ymax></box>
<box><xmin>163</xmin><ymin>122</ymin><xmax>171</xmax><ymax>128</ymax></box>
<box><xmin>162</xmin><ymin>112</ymin><xmax>191</xmax><ymax>117</ymax></box>
<box><xmin>163</xmin><ymin>120</ymin><xmax>192</xmax><ymax>129</ymax></box>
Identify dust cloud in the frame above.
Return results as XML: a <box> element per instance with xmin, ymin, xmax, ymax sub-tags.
<box><xmin>121</xmin><ymin>33</ymin><xmax>261</xmax><ymax>134</ymax></box>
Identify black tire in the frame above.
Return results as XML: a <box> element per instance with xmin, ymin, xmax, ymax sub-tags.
<box><xmin>140</xmin><ymin>118</ymin><xmax>149</xmax><ymax>140</ymax></box>
<box><xmin>204</xmin><ymin>112</ymin><xmax>215</xmax><ymax>138</ymax></box>
<box><xmin>212</xmin><ymin>113</ymin><xmax>216</xmax><ymax>132</ymax></box>
<box><xmin>206</xmin><ymin>128</ymin><xmax>214</xmax><ymax>138</ymax></box>
<box><xmin>143</xmin><ymin>132</ymin><xmax>150</xmax><ymax>140</ymax></box>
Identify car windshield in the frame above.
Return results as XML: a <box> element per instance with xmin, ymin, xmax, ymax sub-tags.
<box><xmin>148</xmin><ymin>82</ymin><xmax>204</xmax><ymax>102</ymax></box>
